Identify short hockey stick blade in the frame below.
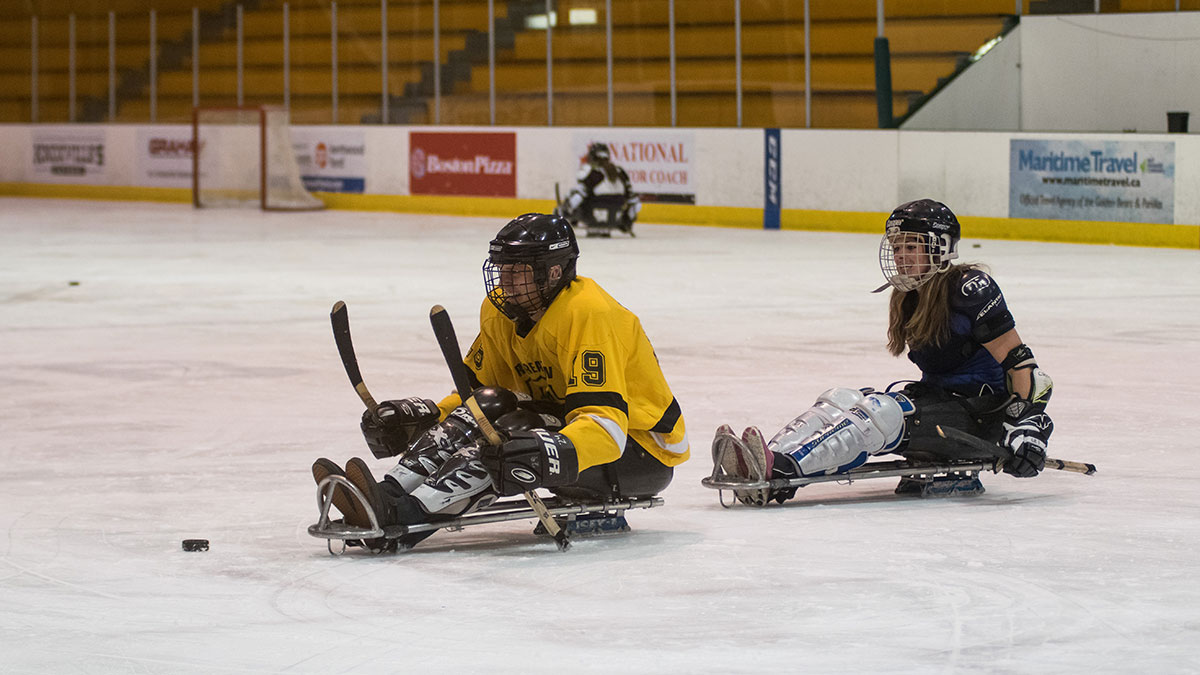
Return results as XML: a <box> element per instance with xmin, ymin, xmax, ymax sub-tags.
<box><xmin>331</xmin><ymin>301</ymin><xmax>378</xmax><ymax>410</ymax></box>
<box><xmin>936</xmin><ymin>425</ymin><xmax>1095</xmax><ymax>475</ymax></box>
<box><xmin>433</xmin><ymin>305</ymin><xmax>570</xmax><ymax>552</ymax></box>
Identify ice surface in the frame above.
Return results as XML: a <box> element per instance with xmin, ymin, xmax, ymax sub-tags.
<box><xmin>2</xmin><ymin>198</ymin><xmax>1198</xmax><ymax>673</ymax></box>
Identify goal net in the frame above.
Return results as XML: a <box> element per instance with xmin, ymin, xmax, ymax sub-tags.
<box><xmin>192</xmin><ymin>106</ymin><xmax>324</xmax><ymax>210</ymax></box>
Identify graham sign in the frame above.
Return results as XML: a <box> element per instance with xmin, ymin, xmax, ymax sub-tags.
<box><xmin>137</xmin><ymin>126</ymin><xmax>197</xmax><ymax>188</ymax></box>
<box><xmin>409</xmin><ymin>132</ymin><xmax>516</xmax><ymax>197</ymax></box>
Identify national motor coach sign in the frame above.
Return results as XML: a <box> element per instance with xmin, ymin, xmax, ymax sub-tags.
<box><xmin>570</xmin><ymin>132</ymin><xmax>696</xmax><ymax>203</ymax></box>
<box><xmin>409</xmin><ymin>131</ymin><xmax>516</xmax><ymax>197</ymax></box>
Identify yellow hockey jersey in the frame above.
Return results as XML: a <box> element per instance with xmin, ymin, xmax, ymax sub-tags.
<box><xmin>437</xmin><ymin>276</ymin><xmax>689</xmax><ymax>472</ymax></box>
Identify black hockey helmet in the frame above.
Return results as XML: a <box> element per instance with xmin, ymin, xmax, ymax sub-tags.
<box><xmin>587</xmin><ymin>142</ymin><xmax>611</xmax><ymax>164</ymax></box>
<box><xmin>483</xmin><ymin>213</ymin><xmax>579</xmax><ymax>326</ymax></box>
<box><xmin>878</xmin><ymin>198</ymin><xmax>961</xmax><ymax>292</ymax></box>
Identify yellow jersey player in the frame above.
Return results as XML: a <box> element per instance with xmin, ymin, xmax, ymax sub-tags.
<box><xmin>313</xmin><ymin>213</ymin><xmax>688</xmax><ymax>548</ymax></box>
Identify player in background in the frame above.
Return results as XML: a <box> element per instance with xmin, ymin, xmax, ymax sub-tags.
<box><xmin>556</xmin><ymin>142</ymin><xmax>640</xmax><ymax>237</ymax></box>
<box><xmin>314</xmin><ymin>213</ymin><xmax>689</xmax><ymax>546</ymax></box>
<box><xmin>719</xmin><ymin>199</ymin><xmax>1054</xmax><ymax>505</ymax></box>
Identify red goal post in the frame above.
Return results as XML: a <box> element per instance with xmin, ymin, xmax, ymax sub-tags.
<box><xmin>191</xmin><ymin>106</ymin><xmax>324</xmax><ymax>211</ymax></box>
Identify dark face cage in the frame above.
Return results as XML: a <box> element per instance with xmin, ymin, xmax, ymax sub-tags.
<box><xmin>484</xmin><ymin>259</ymin><xmax>546</xmax><ymax>321</ymax></box>
<box><xmin>483</xmin><ymin>251</ymin><xmax>574</xmax><ymax>323</ymax></box>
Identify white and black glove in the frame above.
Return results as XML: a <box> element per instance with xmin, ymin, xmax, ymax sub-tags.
<box><xmin>360</xmin><ymin>397</ymin><xmax>441</xmax><ymax>459</ymax></box>
<box><xmin>1002</xmin><ymin>412</ymin><xmax>1053</xmax><ymax>477</ymax></box>
<box><xmin>480</xmin><ymin>429</ymin><xmax>579</xmax><ymax>496</ymax></box>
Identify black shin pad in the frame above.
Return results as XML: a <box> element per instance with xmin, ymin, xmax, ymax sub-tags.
<box><xmin>551</xmin><ymin>438</ymin><xmax>674</xmax><ymax>502</ymax></box>
<box><xmin>902</xmin><ymin>390</ymin><xmax>1007</xmax><ymax>462</ymax></box>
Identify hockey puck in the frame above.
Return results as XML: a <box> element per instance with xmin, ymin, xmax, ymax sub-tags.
<box><xmin>181</xmin><ymin>539</ymin><xmax>209</xmax><ymax>552</ymax></box>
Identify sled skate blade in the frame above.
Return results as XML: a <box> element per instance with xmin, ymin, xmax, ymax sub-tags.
<box><xmin>534</xmin><ymin>512</ymin><xmax>631</xmax><ymax>538</ymax></box>
<box><xmin>457</xmin><ymin>495</ymin><xmax>662</xmax><ymax>533</ymax></box>
<box><xmin>894</xmin><ymin>472</ymin><xmax>986</xmax><ymax>498</ymax></box>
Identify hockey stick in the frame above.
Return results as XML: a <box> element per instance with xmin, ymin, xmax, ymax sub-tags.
<box><xmin>331</xmin><ymin>300</ymin><xmax>378</xmax><ymax>411</ymax></box>
<box><xmin>429</xmin><ymin>305</ymin><xmax>572</xmax><ymax>551</ymax></box>
<box><xmin>936</xmin><ymin>426</ymin><xmax>1096</xmax><ymax>475</ymax></box>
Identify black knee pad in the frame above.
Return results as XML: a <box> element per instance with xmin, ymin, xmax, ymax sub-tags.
<box><xmin>472</xmin><ymin>387</ymin><xmax>520</xmax><ymax>423</ymax></box>
<box><xmin>551</xmin><ymin>438</ymin><xmax>673</xmax><ymax>502</ymax></box>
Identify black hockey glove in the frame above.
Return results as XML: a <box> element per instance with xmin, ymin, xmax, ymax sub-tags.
<box><xmin>480</xmin><ymin>429</ymin><xmax>579</xmax><ymax>497</ymax></box>
<box><xmin>360</xmin><ymin>397</ymin><xmax>441</xmax><ymax>459</ymax></box>
<box><xmin>1002</xmin><ymin>412</ymin><xmax>1053</xmax><ymax>478</ymax></box>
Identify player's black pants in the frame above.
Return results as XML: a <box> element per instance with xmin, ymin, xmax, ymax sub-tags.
<box><xmin>898</xmin><ymin>383</ymin><xmax>1008</xmax><ymax>463</ymax></box>
<box><xmin>551</xmin><ymin>436</ymin><xmax>673</xmax><ymax>502</ymax></box>
<box><xmin>575</xmin><ymin>194</ymin><xmax>632</xmax><ymax>234</ymax></box>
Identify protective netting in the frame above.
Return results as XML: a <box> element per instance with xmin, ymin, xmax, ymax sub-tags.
<box><xmin>193</xmin><ymin>107</ymin><xmax>324</xmax><ymax>210</ymax></box>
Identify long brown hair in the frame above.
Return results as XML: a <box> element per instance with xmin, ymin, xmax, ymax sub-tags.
<box><xmin>887</xmin><ymin>264</ymin><xmax>984</xmax><ymax>356</ymax></box>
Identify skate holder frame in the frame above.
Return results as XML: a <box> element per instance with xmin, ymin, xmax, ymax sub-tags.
<box><xmin>308</xmin><ymin>474</ymin><xmax>664</xmax><ymax>553</ymax></box>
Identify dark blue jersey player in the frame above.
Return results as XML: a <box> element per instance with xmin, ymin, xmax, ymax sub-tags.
<box><xmin>716</xmin><ymin>199</ymin><xmax>1055</xmax><ymax>506</ymax></box>
<box><xmin>902</xmin><ymin>265</ymin><xmax>1014</xmax><ymax>395</ymax></box>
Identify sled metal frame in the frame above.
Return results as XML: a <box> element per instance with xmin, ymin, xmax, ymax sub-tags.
<box><xmin>308</xmin><ymin>475</ymin><xmax>663</xmax><ymax>553</ymax></box>
<box><xmin>703</xmin><ymin>427</ymin><xmax>997</xmax><ymax>507</ymax></box>
<box><xmin>554</xmin><ymin>182</ymin><xmax>634</xmax><ymax>238</ymax></box>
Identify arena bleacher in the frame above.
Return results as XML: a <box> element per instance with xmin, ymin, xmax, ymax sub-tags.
<box><xmin>0</xmin><ymin>0</ymin><xmax>1048</xmax><ymax>127</ymax></box>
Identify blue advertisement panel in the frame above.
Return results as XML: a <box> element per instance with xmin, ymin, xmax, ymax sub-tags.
<box><xmin>1009</xmin><ymin>138</ymin><xmax>1174</xmax><ymax>224</ymax></box>
<box><xmin>763</xmin><ymin>128</ymin><xmax>781</xmax><ymax>230</ymax></box>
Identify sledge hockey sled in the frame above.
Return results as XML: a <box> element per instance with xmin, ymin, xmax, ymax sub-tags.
<box><xmin>308</xmin><ymin>473</ymin><xmax>664</xmax><ymax>554</ymax></box>
<box><xmin>554</xmin><ymin>182</ymin><xmax>635</xmax><ymax>238</ymax></box>
<box><xmin>703</xmin><ymin>426</ymin><xmax>1000</xmax><ymax>506</ymax></box>
<box><xmin>702</xmin><ymin>425</ymin><xmax>1096</xmax><ymax>506</ymax></box>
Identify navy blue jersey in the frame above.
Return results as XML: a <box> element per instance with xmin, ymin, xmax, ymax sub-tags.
<box><xmin>907</xmin><ymin>268</ymin><xmax>1015</xmax><ymax>395</ymax></box>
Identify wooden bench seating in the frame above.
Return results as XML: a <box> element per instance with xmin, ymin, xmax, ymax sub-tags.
<box><xmin>509</xmin><ymin>18</ymin><xmax>1003</xmax><ymax>60</ymax></box>
<box><xmin>430</xmin><ymin>87</ymin><xmax>908</xmax><ymax>128</ymax></box>
<box><xmin>469</xmin><ymin>53</ymin><xmax>955</xmax><ymax>96</ymax></box>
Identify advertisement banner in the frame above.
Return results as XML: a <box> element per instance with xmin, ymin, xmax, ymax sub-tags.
<box><xmin>292</xmin><ymin>128</ymin><xmax>367</xmax><ymax>193</ymax></box>
<box><xmin>409</xmin><ymin>131</ymin><xmax>516</xmax><ymax>197</ymax></box>
<box><xmin>763</xmin><ymin>128</ymin><xmax>781</xmax><ymax>230</ymax></box>
<box><xmin>1009</xmin><ymin>138</ymin><xmax>1175</xmax><ymax>224</ymax></box>
<box><xmin>570</xmin><ymin>132</ymin><xmax>696</xmax><ymax>203</ymax></box>
<box><xmin>137</xmin><ymin>126</ymin><xmax>197</xmax><ymax>188</ymax></box>
<box><xmin>32</xmin><ymin>129</ymin><xmax>107</xmax><ymax>180</ymax></box>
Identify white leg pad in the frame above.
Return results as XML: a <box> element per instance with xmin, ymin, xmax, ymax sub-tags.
<box><xmin>767</xmin><ymin>388</ymin><xmax>907</xmax><ymax>477</ymax></box>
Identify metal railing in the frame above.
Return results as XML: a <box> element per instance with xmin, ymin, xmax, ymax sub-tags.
<box><xmin>4</xmin><ymin>0</ymin><xmax>1195</xmax><ymax>127</ymax></box>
